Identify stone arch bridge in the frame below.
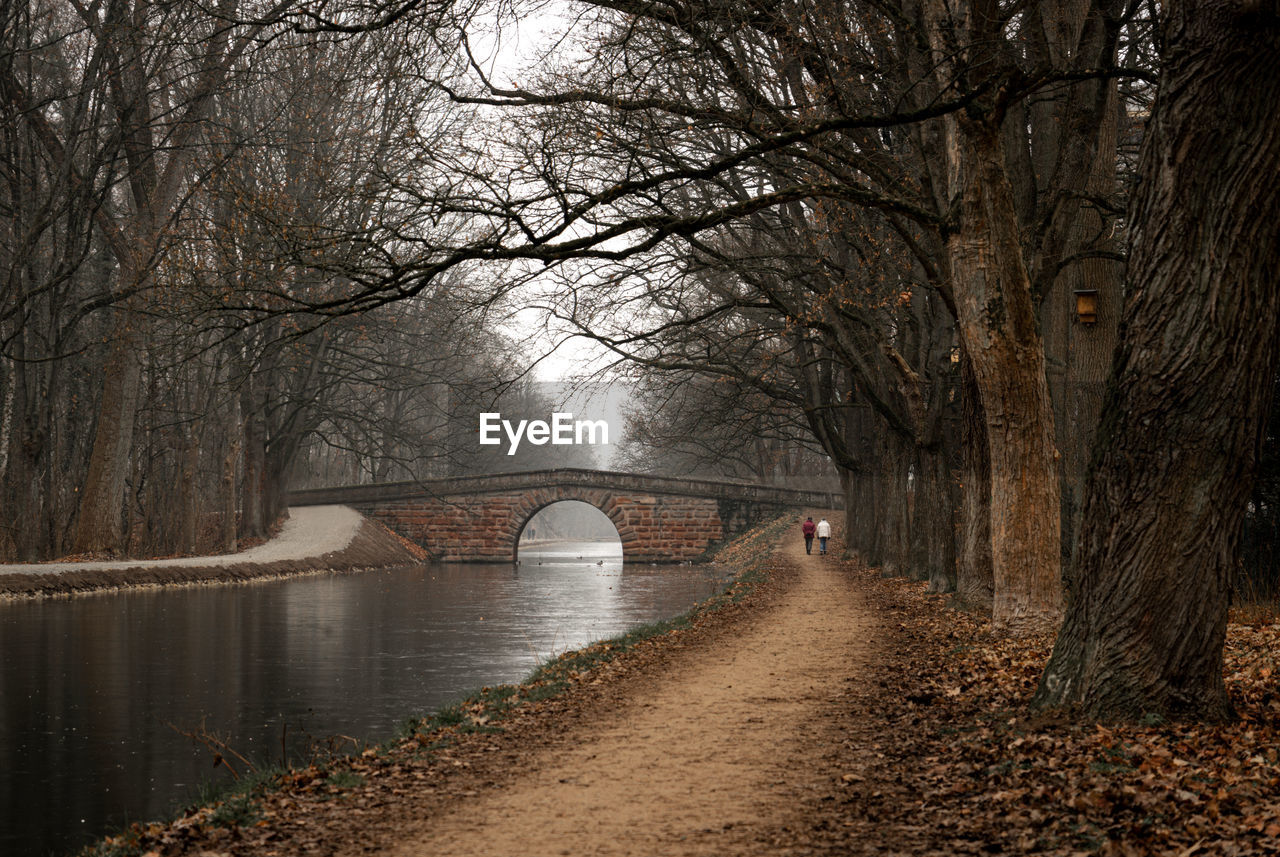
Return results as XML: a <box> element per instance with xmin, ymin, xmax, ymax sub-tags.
<box><xmin>289</xmin><ymin>468</ymin><xmax>842</xmax><ymax>563</ymax></box>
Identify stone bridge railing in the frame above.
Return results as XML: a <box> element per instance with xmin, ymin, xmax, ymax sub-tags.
<box><xmin>289</xmin><ymin>468</ymin><xmax>843</xmax><ymax>563</ymax></box>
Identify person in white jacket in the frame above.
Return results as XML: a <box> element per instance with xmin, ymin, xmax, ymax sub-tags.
<box><xmin>816</xmin><ymin>517</ymin><xmax>831</xmax><ymax>555</ymax></box>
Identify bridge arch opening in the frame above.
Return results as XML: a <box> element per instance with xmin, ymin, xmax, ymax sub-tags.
<box><xmin>516</xmin><ymin>500</ymin><xmax>622</xmax><ymax>564</ymax></box>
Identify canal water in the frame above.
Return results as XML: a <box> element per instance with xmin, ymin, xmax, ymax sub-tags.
<box><xmin>0</xmin><ymin>540</ymin><xmax>731</xmax><ymax>857</ymax></box>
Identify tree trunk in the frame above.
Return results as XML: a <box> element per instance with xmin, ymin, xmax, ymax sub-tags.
<box><xmin>842</xmin><ymin>463</ymin><xmax>878</xmax><ymax>561</ymax></box>
<box><xmin>240</xmin><ymin>379</ymin><xmax>267</xmax><ymax>541</ymax></box>
<box><xmin>180</xmin><ymin>423</ymin><xmax>200</xmax><ymax>555</ymax></box>
<box><xmin>956</xmin><ymin>348</ymin><xmax>994</xmax><ymax>610</ymax></box>
<box><xmin>876</xmin><ymin>430</ymin><xmax>912</xmax><ymax>577</ymax></box>
<box><xmin>840</xmin><ymin>402</ymin><xmax>877</xmax><ymax>559</ymax></box>
<box><xmin>221</xmin><ymin>396</ymin><xmax>241</xmax><ymax>554</ymax></box>
<box><xmin>949</xmin><ymin>116</ymin><xmax>1063</xmax><ymax>630</ymax></box>
<box><xmin>1057</xmin><ymin>84</ymin><xmax>1124</xmax><ymax>592</ymax></box>
<box><xmin>912</xmin><ymin>442</ymin><xmax>957</xmax><ymax>593</ymax></box>
<box><xmin>838</xmin><ymin>468</ymin><xmax>860</xmax><ymax>557</ymax></box>
<box><xmin>1035</xmin><ymin>1</ymin><xmax>1280</xmax><ymax>721</ymax></box>
<box><xmin>854</xmin><ymin>464</ymin><xmax>881</xmax><ymax>564</ymax></box>
<box><xmin>263</xmin><ymin>429</ymin><xmax>302</xmax><ymax>531</ymax></box>
<box><xmin>72</xmin><ymin>320</ymin><xmax>143</xmax><ymax>555</ymax></box>
<box><xmin>2</xmin><ymin>362</ymin><xmax>44</xmax><ymax>562</ymax></box>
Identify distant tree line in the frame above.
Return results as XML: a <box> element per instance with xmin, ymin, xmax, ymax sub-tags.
<box><xmin>613</xmin><ymin>370</ymin><xmax>842</xmax><ymax>489</ymax></box>
<box><xmin>0</xmin><ymin>0</ymin><xmax>589</xmax><ymax>560</ymax></box>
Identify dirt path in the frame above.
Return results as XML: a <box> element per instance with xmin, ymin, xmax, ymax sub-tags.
<box><xmin>376</xmin><ymin>531</ymin><xmax>871</xmax><ymax>857</ymax></box>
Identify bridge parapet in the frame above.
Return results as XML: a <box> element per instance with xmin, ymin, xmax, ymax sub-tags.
<box><xmin>288</xmin><ymin>469</ymin><xmax>843</xmax><ymax>563</ymax></box>
<box><xmin>289</xmin><ymin>468</ymin><xmax>842</xmax><ymax>509</ymax></box>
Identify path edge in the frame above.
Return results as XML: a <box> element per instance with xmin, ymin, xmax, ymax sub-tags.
<box><xmin>73</xmin><ymin>512</ymin><xmax>811</xmax><ymax>857</ymax></box>
<box><xmin>0</xmin><ymin>517</ymin><xmax>426</xmax><ymax>600</ymax></box>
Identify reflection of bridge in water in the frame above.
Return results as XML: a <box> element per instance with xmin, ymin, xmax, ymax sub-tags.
<box><xmin>289</xmin><ymin>468</ymin><xmax>843</xmax><ymax>563</ymax></box>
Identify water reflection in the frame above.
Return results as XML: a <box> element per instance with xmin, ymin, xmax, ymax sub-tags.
<box><xmin>0</xmin><ymin>542</ymin><xmax>728</xmax><ymax>856</ymax></box>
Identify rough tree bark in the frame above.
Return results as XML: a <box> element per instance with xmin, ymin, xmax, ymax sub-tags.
<box><xmin>920</xmin><ymin>0</ymin><xmax>1066</xmax><ymax>629</ymax></box>
<box><xmin>74</xmin><ymin>318</ymin><xmax>145</xmax><ymax>554</ymax></box>
<box><xmin>956</xmin><ymin>347</ymin><xmax>995</xmax><ymax>610</ymax></box>
<box><xmin>1035</xmin><ymin>69</ymin><xmax>1124</xmax><ymax>587</ymax></box>
<box><xmin>840</xmin><ymin>403</ymin><xmax>879</xmax><ymax>561</ymax></box>
<box><xmin>1035</xmin><ymin>0</ymin><xmax>1280</xmax><ymax>721</ymax></box>
<box><xmin>873</xmin><ymin>430</ymin><xmax>912</xmax><ymax>576</ymax></box>
<box><xmin>912</xmin><ymin>442</ymin><xmax>958</xmax><ymax>593</ymax></box>
<box><xmin>1060</xmin><ymin>204</ymin><xmax>1123</xmax><ymax>595</ymax></box>
<box><xmin>948</xmin><ymin>114</ymin><xmax>1065</xmax><ymax>629</ymax></box>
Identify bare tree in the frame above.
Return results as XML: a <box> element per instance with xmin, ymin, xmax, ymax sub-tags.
<box><xmin>1035</xmin><ymin>0</ymin><xmax>1280</xmax><ymax>722</ymax></box>
<box><xmin>0</xmin><ymin>0</ymin><xmax>496</xmax><ymax>559</ymax></box>
<box><xmin>0</xmin><ymin>0</ymin><xmax>309</xmax><ymax>553</ymax></box>
<box><xmin>367</xmin><ymin>0</ymin><xmax>1139</xmax><ymax>625</ymax></box>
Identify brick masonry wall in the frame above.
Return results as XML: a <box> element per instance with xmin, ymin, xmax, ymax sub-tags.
<box><xmin>358</xmin><ymin>487</ymin><xmax>725</xmax><ymax>563</ymax></box>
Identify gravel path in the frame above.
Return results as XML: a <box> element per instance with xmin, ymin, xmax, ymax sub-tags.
<box><xmin>0</xmin><ymin>505</ymin><xmax>362</xmax><ymax>576</ymax></box>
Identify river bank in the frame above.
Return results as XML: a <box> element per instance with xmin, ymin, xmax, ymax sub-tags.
<box><xmin>0</xmin><ymin>507</ymin><xmax>426</xmax><ymax>600</ymax></box>
<box><xmin>76</xmin><ymin>515</ymin><xmax>824</xmax><ymax>857</ymax></box>
<box><xmin>73</xmin><ymin>512</ymin><xmax>1280</xmax><ymax>856</ymax></box>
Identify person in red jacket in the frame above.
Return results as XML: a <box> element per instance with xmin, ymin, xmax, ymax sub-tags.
<box><xmin>802</xmin><ymin>516</ymin><xmax>817</xmax><ymax>554</ymax></box>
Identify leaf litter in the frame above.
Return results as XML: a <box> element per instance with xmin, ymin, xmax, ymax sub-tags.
<box><xmin>801</xmin><ymin>566</ymin><xmax>1280</xmax><ymax>856</ymax></box>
